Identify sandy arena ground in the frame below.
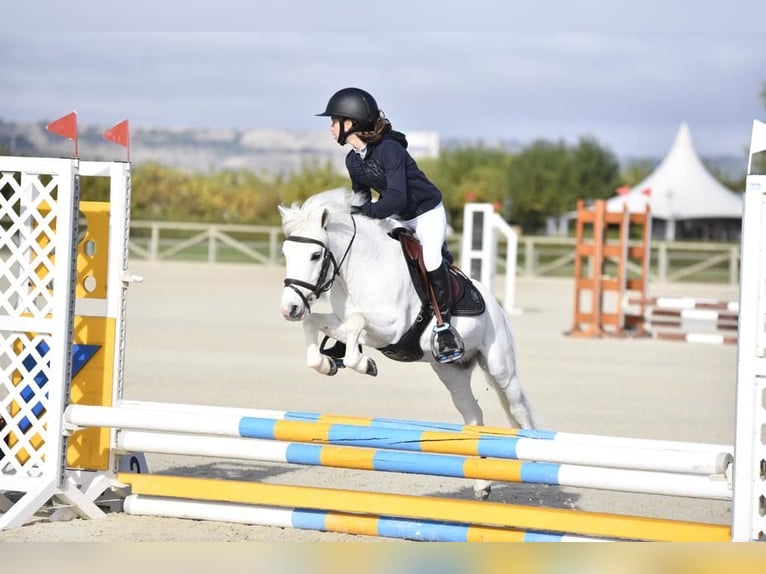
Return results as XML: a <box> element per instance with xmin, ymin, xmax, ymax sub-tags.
<box><xmin>0</xmin><ymin>261</ymin><xmax>740</xmax><ymax>541</ymax></box>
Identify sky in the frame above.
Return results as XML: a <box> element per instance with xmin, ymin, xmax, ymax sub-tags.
<box><xmin>2</xmin><ymin>1</ymin><xmax>765</xmax><ymax>160</ymax></box>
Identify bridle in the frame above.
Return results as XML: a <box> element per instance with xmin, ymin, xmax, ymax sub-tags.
<box><xmin>282</xmin><ymin>216</ymin><xmax>357</xmax><ymax>313</ymax></box>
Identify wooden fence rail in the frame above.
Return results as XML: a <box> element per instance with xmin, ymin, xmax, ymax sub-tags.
<box><xmin>125</xmin><ymin>220</ymin><xmax>741</xmax><ymax>285</ymax></box>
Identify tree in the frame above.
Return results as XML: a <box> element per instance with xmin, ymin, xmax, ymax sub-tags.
<box><xmin>277</xmin><ymin>160</ymin><xmax>347</xmax><ymax>207</ymax></box>
<box><xmin>418</xmin><ymin>146</ymin><xmax>513</xmax><ymax>227</ymax></box>
<box><xmin>504</xmin><ymin>137</ymin><xmax>620</xmax><ymax>232</ymax></box>
<box><xmin>620</xmin><ymin>159</ymin><xmax>655</xmax><ymax>188</ymax></box>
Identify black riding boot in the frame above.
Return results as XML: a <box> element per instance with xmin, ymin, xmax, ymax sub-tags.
<box><xmin>427</xmin><ymin>263</ymin><xmax>465</xmax><ymax>363</ymax></box>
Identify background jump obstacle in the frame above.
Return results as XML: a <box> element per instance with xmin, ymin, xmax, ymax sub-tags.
<box><xmin>567</xmin><ymin>198</ymin><xmax>651</xmax><ymax>338</ymax></box>
<box><xmin>461</xmin><ymin>202</ymin><xmax>518</xmax><ymax>314</ymax></box>
<box><xmin>566</xmin><ymin>198</ymin><xmax>740</xmax><ymax>344</ymax></box>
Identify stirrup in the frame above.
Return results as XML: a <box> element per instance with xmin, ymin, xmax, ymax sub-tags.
<box><xmin>430</xmin><ymin>323</ymin><xmax>464</xmax><ymax>364</ymax></box>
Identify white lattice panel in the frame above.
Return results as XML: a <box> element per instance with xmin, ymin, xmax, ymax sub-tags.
<box><xmin>0</xmin><ymin>156</ymin><xmax>80</xmax><ymax>528</ymax></box>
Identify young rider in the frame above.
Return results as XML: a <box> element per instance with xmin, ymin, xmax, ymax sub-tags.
<box><xmin>316</xmin><ymin>86</ymin><xmax>464</xmax><ymax>363</ymax></box>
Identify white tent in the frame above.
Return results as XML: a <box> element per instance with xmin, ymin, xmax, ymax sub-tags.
<box><xmin>607</xmin><ymin>123</ymin><xmax>744</xmax><ymax>240</ymax></box>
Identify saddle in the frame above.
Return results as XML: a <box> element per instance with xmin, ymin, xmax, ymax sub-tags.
<box><xmin>376</xmin><ymin>228</ymin><xmax>485</xmax><ymax>362</ymax></box>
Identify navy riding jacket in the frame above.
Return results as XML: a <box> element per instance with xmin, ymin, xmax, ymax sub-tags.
<box><xmin>346</xmin><ymin>132</ymin><xmax>442</xmax><ymax>221</ymax></box>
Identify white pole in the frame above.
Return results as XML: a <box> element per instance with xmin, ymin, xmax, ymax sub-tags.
<box><xmin>112</xmin><ymin>400</ymin><xmax>732</xmax><ymax>458</ymax></box>
<box><xmin>122</xmin><ymin>495</ymin><xmax>605</xmax><ymax>542</ymax></box>
<box><xmin>67</xmin><ymin>404</ymin><xmax>730</xmax><ymax>476</ymax></box>
<box><xmin>124</xmin><ymin>495</ymin><xmax>294</xmax><ymax>528</ymax></box>
<box><xmin>492</xmin><ymin>212</ymin><xmax>518</xmax><ymax>314</ymax></box>
<box><xmin>118</xmin><ymin>430</ymin><xmax>731</xmax><ymax>499</ymax></box>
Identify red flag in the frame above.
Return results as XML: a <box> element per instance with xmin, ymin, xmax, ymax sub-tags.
<box><xmin>47</xmin><ymin>111</ymin><xmax>78</xmax><ymax>157</ymax></box>
<box><xmin>103</xmin><ymin>119</ymin><xmax>130</xmax><ymax>161</ymax></box>
<box><xmin>641</xmin><ymin>187</ymin><xmax>652</xmax><ymax>197</ymax></box>
<box><xmin>615</xmin><ymin>185</ymin><xmax>630</xmax><ymax>196</ymax></box>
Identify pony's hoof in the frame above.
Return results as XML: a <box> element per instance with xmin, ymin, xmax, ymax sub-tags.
<box><xmin>365</xmin><ymin>359</ymin><xmax>378</xmax><ymax>377</ymax></box>
<box><xmin>326</xmin><ymin>360</ymin><xmax>339</xmax><ymax>376</ymax></box>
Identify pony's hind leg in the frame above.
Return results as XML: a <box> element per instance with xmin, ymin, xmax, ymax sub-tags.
<box><xmin>431</xmin><ymin>361</ymin><xmax>483</xmax><ymax>425</ymax></box>
<box><xmin>431</xmin><ymin>360</ymin><xmax>492</xmax><ymax>499</ymax></box>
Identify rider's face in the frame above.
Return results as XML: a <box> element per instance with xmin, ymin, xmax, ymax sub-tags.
<box><xmin>330</xmin><ymin>117</ymin><xmax>351</xmax><ymax>143</ymax></box>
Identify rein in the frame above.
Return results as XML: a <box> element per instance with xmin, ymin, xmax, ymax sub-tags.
<box><xmin>283</xmin><ymin>215</ymin><xmax>357</xmax><ymax>313</ymax></box>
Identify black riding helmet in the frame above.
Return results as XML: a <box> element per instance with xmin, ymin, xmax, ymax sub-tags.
<box><xmin>317</xmin><ymin>87</ymin><xmax>380</xmax><ymax>145</ymax></box>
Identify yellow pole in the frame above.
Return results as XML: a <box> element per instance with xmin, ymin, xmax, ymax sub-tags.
<box><xmin>119</xmin><ymin>473</ymin><xmax>730</xmax><ymax>542</ymax></box>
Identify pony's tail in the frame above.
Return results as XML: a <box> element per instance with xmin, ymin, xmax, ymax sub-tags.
<box><xmin>489</xmin><ymin>308</ymin><xmax>546</xmax><ymax>430</ymax></box>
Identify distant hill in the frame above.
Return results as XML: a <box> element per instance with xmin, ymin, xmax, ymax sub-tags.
<box><xmin>0</xmin><ymin>119</ymin><xmax>349</xmax><ymax>175</ymax></box>
<box><xmin>0</xmin><ymin>119</ymin><xmax>439</xmax><ymax>176</ymax></box>
<box><xmin>0</xmin><ymin>119</ymin><xmax>745</xmax><ymax>181</ymax></box>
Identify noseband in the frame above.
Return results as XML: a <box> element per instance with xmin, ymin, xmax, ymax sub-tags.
<box><xmin>283</xmin><ymin>216</ymin><xmax>357</xmax><ymax>313</ymax></box>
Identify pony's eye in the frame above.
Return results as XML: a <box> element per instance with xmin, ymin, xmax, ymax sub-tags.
<box><xmin>310</xmin><ymin>252</ymin><xmax>322</xmax><ymax>262</ymax></box>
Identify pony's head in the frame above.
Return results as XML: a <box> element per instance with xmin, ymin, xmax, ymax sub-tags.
<box><xmin>278</xmin><ymin>188</ymin><xmax>354</xmax><ymax>320</ymax></box>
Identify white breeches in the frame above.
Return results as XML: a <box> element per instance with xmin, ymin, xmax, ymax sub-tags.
<box><xmin>401</xmin><ymin>203</ymin><xmax>448</xmax><ymax>272</ymax></box>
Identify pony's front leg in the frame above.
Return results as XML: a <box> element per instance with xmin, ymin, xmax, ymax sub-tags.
<box><xmin>340</xmin><ymin>312</ymin><xmax>377</xmax><ymax>377</ymax></box>
<box><xmin>303</xmin><ymin>312</ymin><xmax>343</xmax><ymax>376</ymax></box>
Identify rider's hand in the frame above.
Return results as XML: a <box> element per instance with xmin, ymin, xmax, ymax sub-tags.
<box><xmin>350</xmin><ymin>202</ymin><xmax>372</xmax><ymax>216</ymax></box>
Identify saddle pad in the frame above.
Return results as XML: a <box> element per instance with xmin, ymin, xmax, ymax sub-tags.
<box><xmin>449</xmin><ymin>268</ymin><xmax>486</xmax><ymax>316</ymax></box>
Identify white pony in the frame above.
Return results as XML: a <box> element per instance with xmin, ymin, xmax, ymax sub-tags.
<box><xmin>278</xmin><ymin>188</ymin><xmax>541</xmax><ymax>498</ymax></box>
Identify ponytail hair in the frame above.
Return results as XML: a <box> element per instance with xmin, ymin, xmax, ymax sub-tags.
<box><xmin>356</xmin><ymin>111</ymin><xmax>393</xmax><ymax>144</ymax></box>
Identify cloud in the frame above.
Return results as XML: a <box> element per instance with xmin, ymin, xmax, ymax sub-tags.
<box><xmin>1</xmin><ymin>18</ymin><xmax>763</xmax><ymax>158</ymax></box>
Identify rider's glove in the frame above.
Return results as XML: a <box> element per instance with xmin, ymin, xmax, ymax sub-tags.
<box><xmin>350</xmin><ymin>202</ymin><xmax>372</xmax><ymax>216</ymax></box>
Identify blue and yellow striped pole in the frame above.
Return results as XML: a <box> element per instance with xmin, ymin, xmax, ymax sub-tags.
<box><xmin>119</xmin><ymin>472</ymin><xmax>731</xmax><ymax>542</ymax></box>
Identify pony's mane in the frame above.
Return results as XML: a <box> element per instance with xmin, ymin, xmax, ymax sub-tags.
<box><xmin>302</xmin><ymin>187</ymin><xmax>352</xmax><ymax>217</ymax></box>
<box><xmin>280</xmin><ymin>188</ymin><xmax>350</xmax><ymax>237</ymax></box>
<box><xmin>280</xmin><ymin>188</ymin><xmax>393</xmax><ymax>244</ymax></box>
